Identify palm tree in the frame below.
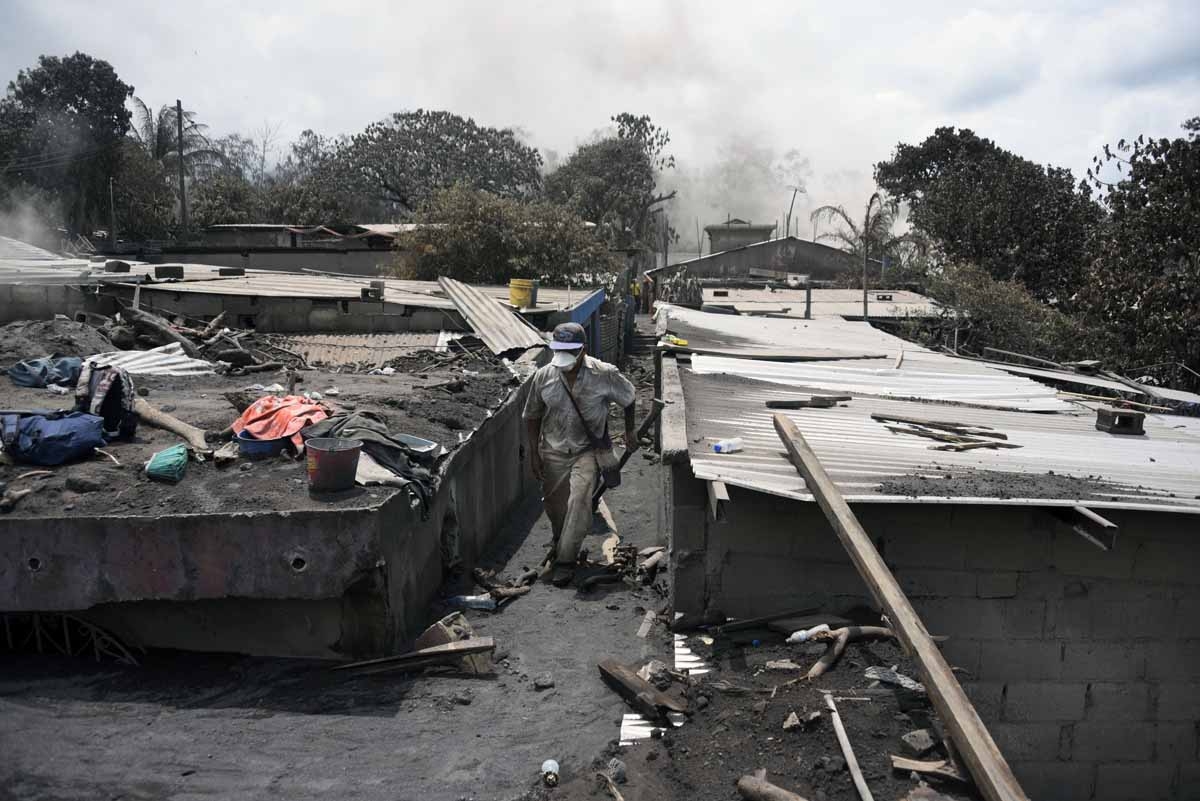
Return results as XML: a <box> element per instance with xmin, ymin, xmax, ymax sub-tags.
<box><xmin>128</xmin><ymin>97</ymin><xmax>224</xmax><ymax>176</ymax></box>
<box><xmin>810</xmin><ymin>191</ymin><xmax>916</xmax><ymax>318</ymax></box>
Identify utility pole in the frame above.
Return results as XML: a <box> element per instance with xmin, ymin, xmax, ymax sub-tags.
<box><xmin>785</xmin><ymin>185</ymin><xmax>805</xmax><ymax>239</ymax></box>
<box><xmin>108</xmin><ymin>176</ymin><xmax>116</xmax><ymax>249</ymax></box>
<box><xmin>176</xmin><ymin>99</ymin><xmax>188</xmax><ymax>241</ymax></box>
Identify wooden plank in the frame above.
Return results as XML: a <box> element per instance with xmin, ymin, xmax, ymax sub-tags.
<box><xmin>889</xmin><ymin>755</ymin><xmax>969</xmax><ymax>784</ymax></box>
<box><xmin>772</xmin><ymin>413</ymin><xmax>1028</xmax><ymax>801</ymax></box>
<box><xmin>870</xmin><ymin>413</ymin><xmax>1006</xmax><ymax>439</ymax></box>
<box><xmin>736</xmin><ymin>774</ymin><xmax>811</xmax><ymax>801</ymax></box>
<box><xmin>332</xmin><ymin>637</ymin><xmax>494</xmax><ymax>673</ymax></box>
<box><xmin>598</xmin><ymin>658</ymin><xmax>688</xmax><ymax>719</ymax></box>
<box><xmin>1051</xmin><ymin>505</ymin><xmax>1118</xmax><ymax>551</ymax></box>
<box><xmin>824</xmin><ymin>693</ymin><xmax>874</xmax><ymax>801</ymax></box>
<box><xmin>659</xmin><ymin>356</ymin><xmax>690</xmax><ymax>464</ymax></box>
<box><xmin>707</xmin><ymin>480</ymin><xmax>730</xmax><ymax>522</ymax></box>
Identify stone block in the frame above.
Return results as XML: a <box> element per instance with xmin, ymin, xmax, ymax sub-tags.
<box><xmin>964</xmin><ymin>524</ymin><xmax>1051</xmax><ymax>571</ymax></box>
<box><xmin>1091</xmin><ymin>599</ymin><xmax>1178</xmax><ymax>640</ymax></box>
<box><xmin>1052</xmin><ymin>529</ymin><xmax>1137</xmax><ymax>579</ymax></box>
<box><xmin>1094</xmin><ymin>762</ymin><xmax>1175</xmax><ymax>801</ymax></box>
<box><xmin>988</xmin><ymin>722</ymin><xmax>1065</xmax><ymax>762</ymax></box>
<box><xmin>961</xmin><ymin>680</ymin><xmax>1004</xmax><ymax>721</ymax></box>
<box><xmin>1046</xmin><ymin>599</ymin><xmax>1094</xmax><ymax>639</ymax></box>
<box><xmin>881</xmin><ymin>529</ymin><xmax>967</xmax><ymax>570</ymax></box>
<box><xmin>914</xmin><ymin>598</ymin><xmax>1005</xmax><ymax>639</ymax></box>
<box><xmin>1136</xmin><ymin>540</ymin><xmax>1200</xmax><ymax>585</ymax></box>
<box><xmin>1002</xmin><ymin>600</ymin><xmax>1047</xmax><ymax>638</ymax></box>
<box><xmin>1154</xmin><ymin>722</ymin><xmax>1197</xmax><ymax>763</ymax></box>
<box><xmin>979</xmin><ymin>640</ymin><xmax>1064</xmax><ymax>681</ymax></box>
<box><xmin>1017</xmin><ymin>569</ymin><xmax>1069</xmax><ymax>599</ymax></box>
<box><xmin>1072</xmin><ymin>722</ymin><xmax>1155</xmax><ymax>761</ymax></box>
<box><xmin>1012</xmin><ymin>761</ymin><xmax>1095</xmax><ymax>801</ymax></box>
<box><xmin>895</xmin><ymin>568</ymin><xmax>977</xmax><ymax>598</ymax></box>
<box><xmin>938</xmin><ymin>638</ymin><xmax>981</xmax><ymax>677</ymax></box>
<box><xmin>977</xmin><ymin>571</ymin><xmax>1018</xmax><ymax>598</ymax></box>
<box><xmin>1145</xmin><ymin>641</ymin><xmax>1200</xmax><ymax>680</ymax></box>
<box><xmin>1086</xmin><ymin>682</ymin><xmax>1152</xmax><ymax>721</ymax></box>
<box><xmin>1062</xmin><ymin>642</ymin><xmax>1145</xmax><ymax>681</ymax></box>
<box><xmin>1004</xmin><ymin>682</ymin><xmax>1087</xmax><ymax>722</ymax></box>
<box><xmin>1155</xmin><ymin>683</ymin><xmax>1200</xmax><ymax>722</ymax></box>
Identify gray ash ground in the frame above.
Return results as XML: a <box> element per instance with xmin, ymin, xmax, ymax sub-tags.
<box><xmin>0</xmin><ymin>318</ymin><xmax>114</xmax><ymax>363</ymax></box>
<box><xmin>0</xmin><ymin>352</ymin><xmax>516</xmax><ymax>519</ymax></box>
<box><xmin>877</xmin><ymin>467</ymin><xmax>1143</xmax><ymax>502</ymax></box>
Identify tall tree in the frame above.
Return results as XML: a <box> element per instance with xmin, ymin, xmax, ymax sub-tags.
<box><xmin>111</xmin><ymin>139</ymin><xmax>174</xmax><ymax>239</ymax></box>
<box><xmin>394</xmin><ymin>184</ymin><xmax>618</xmax><ymax>284</ymax></box>
<box><xmin>545</xmin><ymin>136</ymin><xmax>656</xmax><ymax>247</ymax></box>
<box><xmin>875</xmin><ymin>127</ymin><xmax>1100</xmax><ymax>306</ymax></box>
<box><xmin>0</xmin><ymin>53</ymin><xmax>133</xmax><ymax>234</ymax></box>
<box><xmin>340</xmin><ymin>109</ymin><xmax>543</xmax><ymax>215</ymax></box>
<box><xmin>128</xmin><ymin>97</ymin><xmax>224</xmax><ymax>176</ymax></box>
<box><xmin>1081</xmin><ymin>117</ymin><xmax>1200</xmax><ymax>388</ymax></box>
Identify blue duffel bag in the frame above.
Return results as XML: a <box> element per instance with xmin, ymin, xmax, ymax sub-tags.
<box><xmin>0</xmin><ymin>411</ymin><xmax>107</xmax><ymax>466</ymax></box>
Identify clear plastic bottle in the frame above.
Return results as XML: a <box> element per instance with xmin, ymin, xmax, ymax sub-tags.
<box><xmin>712</xmin><ymin>438</ymin><xmax>744</xmax><ymax>454</ymax></box>
<box><xmin>541</xmin><ymin>759</ymin><xmax>560</xmax><ymax>787</ymax></box>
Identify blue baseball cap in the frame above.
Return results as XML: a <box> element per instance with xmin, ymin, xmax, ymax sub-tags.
<box><xmin>548</xmin><ymin>322</ymin><xmax>586</xmax><ymax>351</ymax></box>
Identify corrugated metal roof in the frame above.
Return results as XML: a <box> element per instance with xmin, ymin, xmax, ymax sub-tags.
<box><xmin>681</xmin><ymin>369</ymin><xmax>1200</xmax><ymax>514</ymax></box>
<box><xmin>702</xmin><ymin>287</ymin><xmax>939</xmax><ymax>319</ymax></box>
<box><xmin>438</xmin><ymin>276</ymin><xmax>546</xmax><ymax>355</ymax></box>
<box><xmin>270</xmin><ymin>331</ymin><xmax>460</xmax><ymax>367</ymax></box>
<box><xmin>661</xmin><ymin>306</ymin><xmax>1071</xmax><ymax>411</ymax></box>
<box><xmin>86</xmin><ymin>343</ymin><xmax>215</xmax><ymax>375</ymax></box>
<box><xmin>0</xmin><ymin>235</ymin><xmax>62</xmax><ymax>261</ymax></box>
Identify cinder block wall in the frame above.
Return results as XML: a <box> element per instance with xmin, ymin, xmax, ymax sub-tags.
<box><xmin>666</xmin><ymin>473</ymin><xmax>1200</xmax><ymax>801</ymax></box>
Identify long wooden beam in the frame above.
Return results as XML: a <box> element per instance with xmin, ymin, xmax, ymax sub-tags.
<box><xmin>772</xmin><ymin>413</ymin><xmax>1028</xmax><ymax>801</ymax></box>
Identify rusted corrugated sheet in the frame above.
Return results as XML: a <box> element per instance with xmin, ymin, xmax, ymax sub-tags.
<box><xmin>438</xmin><ymin>276</ymin><xmax>545</xmax><ymax>355</ymax></box>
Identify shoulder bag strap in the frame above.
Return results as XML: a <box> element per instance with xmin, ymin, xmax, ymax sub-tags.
<box><xmin>559</xmin><ymin>372</ymin><xmax>605</xmax><ymax>449</ymax></box>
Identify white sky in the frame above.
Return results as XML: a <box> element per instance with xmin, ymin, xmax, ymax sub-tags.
<box><xmin>2</xmin><ymin>0</ymin><xmax>1197</xmax><ymax>232</ymax></box>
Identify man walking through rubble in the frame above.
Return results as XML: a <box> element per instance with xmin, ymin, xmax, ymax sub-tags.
<box><xmin>524</xmin><ymin>322</ymin><xmax>636</xmax><ymax>587</ymax></box>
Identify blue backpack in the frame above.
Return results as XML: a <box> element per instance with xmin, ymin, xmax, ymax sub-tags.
<box><xmin>0</xmin><ymin>412</ymin><xmax>107</xmax><ymax>466</ymax></box>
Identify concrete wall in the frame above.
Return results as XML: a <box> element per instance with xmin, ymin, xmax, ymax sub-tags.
<box><xmin>120</xmin><ymin>286</ymin><xmax>464</xmax><ymax>334</ymax></box>
<box><xmin>0</xmin><ymin>282</ymin><xmax>108</xmax><ymax>323</ymax></box>
<box><xmin>129</xmin><ymin>248</ymin><xmax>395</xmax><ymax>276</ymax></box>
<box><xmin>0</xmin><ymin>381</ymin><xmax>536</xmax><ymax>660</ymax></box>
<box><xmin>665</xmin><ymin>472</ymin><xmax>1200</xmax><ymax>800</ymax></box>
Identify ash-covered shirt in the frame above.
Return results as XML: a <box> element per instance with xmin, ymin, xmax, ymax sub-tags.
<box><xmin>523</xmin><ymin>355</ymin><xmax>636</xmax><ymax>456</ymax></box>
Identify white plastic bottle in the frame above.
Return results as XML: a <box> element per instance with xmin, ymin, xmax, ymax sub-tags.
<box><xmin>786</xmin><ymin>623</ymin><xmax>831</xmax><ymax>644</ymax></box>
<box><xmin>712</xmin><ymin>438</ymin><xmax>744</xmax><ymax>454</ymax></box>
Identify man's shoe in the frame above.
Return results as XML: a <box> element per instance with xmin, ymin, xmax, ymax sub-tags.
<box><xmin>550</xmin><ymin>563</ymin><xmax>576</xmax><ymax>588</ymax></box>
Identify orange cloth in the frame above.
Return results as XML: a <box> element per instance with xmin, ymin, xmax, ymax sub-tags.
<box><xmin>231</xmin><ymin>395</ymin><xmax>329</xmax><ymax>448</ymax></box>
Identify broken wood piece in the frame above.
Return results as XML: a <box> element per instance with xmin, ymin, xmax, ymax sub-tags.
<box><xmin>638</xmin><ymin>545</ymin><xmax>665</xmax><ymax>557</ymax></box>
<box><xmin>597</xmin><ymin>772</ymin><xmax>626</xmax><ymax>801</ymax></box>
<box><xmin>119</xmin><ymin>304</ymin><xmax>202</xmax><ymax>358</ymax></box>
<box><xmin>883</xmin><ymin>425</ymin><xmax>984</xmax><ymax>445</ymax></box>
<box><xmin>773</xmin><ymin>413</ymin><xmax>1028</xmax><ymax>801</ymax></box>
<box><xmin>889</xmin><ymin>755</ymin><xmax>970</xmax><ymax>785</ymax></box>
<box><xmin>332</xmin><ymin>637</ymin><xmax>495</xmax><ymax>675</ymax></box>
<box><xmin>14</xmin><ymin>470</ymin><xmax>54</xmax><ymax>481</ymax></box>
<box><xmin>0</xmin><ymin>486</ymin><xmax>36</xmax><ymax>512</ymax></box>
<box><xmin>707</xmin><ymin>479</ymin><xmax>730</xmax><ymax>521</ymax></box>
<box><xmin>636</xmin><ymin>610</ymin><xmax>656</xmax><ymax>639</ymax></box>
<box><xmin>871</xmin><ymin>413</ymin><xmax>1004</xmax><ymax>438</ymax></box>
<box><xmin>598</xmin><ymin>658</ymin><xmax>688</xmax><ymax>720</ymax></box>
<box><xmin>639</xmin><ymin>550</ymin><xmax>666</xmax><ymax>581</ymax></box>
<box><xmin>736</xmin><ymin>773</ymin><xmax>811</xmax><ymax>801</ymax></box>
<box><xmin>231</xmin><ymin>361</ymin><xmax>285</xmax><ymax>375</ymax></box>
<box><xmin>824</xmin><ymin>693</ymin><xmax>874</xmax><ymax>801</ymax></box>
<box><xmin>134</xmin><ymin>397</ymin><xmax>212</xmax><ymax>454</ymax></box>
<box><xmin>766</xmin><ymin>396</ymin><xmax>846</xmax><ymax>409</ymax></box>
<box><xmin>806</xmin><ymin>626</ymin><xmax>894</xmax><ymax>680</ymax></box>
<box><xmin>93</xmin><ymin>448</ymin><xmax>121</xmax><ymax>466</ymax></box>
<box><xmin>199</xmin><ymin>311</ymin><xmax>227</xmax><ymax>339</ymax></box>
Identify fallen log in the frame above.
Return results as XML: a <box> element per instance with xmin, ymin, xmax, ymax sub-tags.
<box><xmin>736</xmin><ymin>774</ymin><xmax>810</xmax><ymax>801</ymax></box>
<box><xmin>200</xmin><ymin>312</ymin><xmax>227</xmax><ymax>339</ymax></box>
<box><xmin>120</xmin><ymin>305</ymin><xmax>202</xmax><ymax>359</ymax></box>
<box><xmin>232</xmin><ymin>361</ymin><xmax>285</xmax><ymax>375</ymax></box>
<box><xmin>134</xmin><ymin>397</ymin><xmax>211</xmax><ymax>454</ymax></box>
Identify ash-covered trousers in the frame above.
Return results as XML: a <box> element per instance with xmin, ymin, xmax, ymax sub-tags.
<box><xmin>540</xmin><ymin>447</ymin><xmax>599</xmax><ymax>564</ymax></box>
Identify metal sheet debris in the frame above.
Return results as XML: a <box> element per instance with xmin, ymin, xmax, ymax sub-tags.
<box><xmin>86</xmin><ymin>343</ymin><xmax>215</xmax><ymax>375</ymax></box>
<box><xmin>438</xmin><ymin>276</ymin><xmax>546</xmax><ymax>355</ymax></box>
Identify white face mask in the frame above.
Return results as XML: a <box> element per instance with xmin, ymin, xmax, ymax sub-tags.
<box><xmin>551</xmin><ymin>349</ymin><xmax>581</xmax><ymax>370</ymax></box>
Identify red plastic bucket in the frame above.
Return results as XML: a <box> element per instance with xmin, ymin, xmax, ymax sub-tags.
<box><xmin>305</xmin><ymin>437</ymin><xmax>362</xmax><ymax>492</ymax></box>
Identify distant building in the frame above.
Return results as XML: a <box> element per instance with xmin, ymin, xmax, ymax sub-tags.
<box><xmin>654</xmin><ymin>236</ymin><xmax>857</xmax><ymax>282</ymax></box>
<box><xmin>704</xmin><ymin>219</ymin><xmax>777</xmax><ymax>253</ymax></box>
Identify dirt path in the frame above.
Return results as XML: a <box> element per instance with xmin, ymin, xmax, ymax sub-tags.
<box><xmin>0</xmin><ymin>333</ymin><xmax>670</xmax><ymax>801</ymax></box>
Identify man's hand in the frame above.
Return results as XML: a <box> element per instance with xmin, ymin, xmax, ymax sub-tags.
<box><xmin>530</xmin><ymin>449</ymin><xmax>544</xmax><ymax>481</ymax></box>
